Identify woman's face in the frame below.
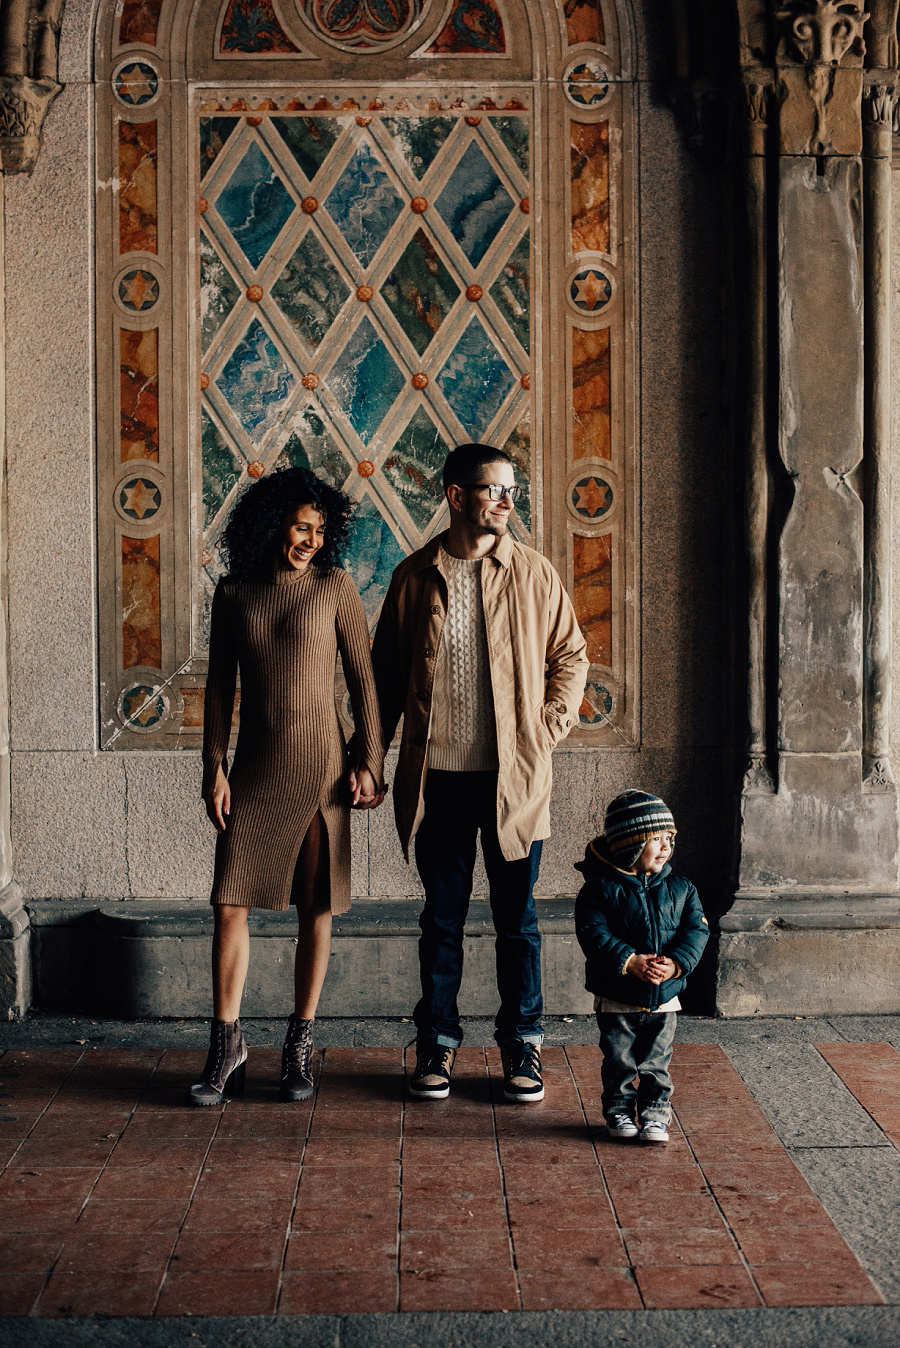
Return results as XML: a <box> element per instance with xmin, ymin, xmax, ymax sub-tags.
<box><xmin>277</xmin><ymin>504</ymin><xmax>326</xmax><ymax>571</ymax></box>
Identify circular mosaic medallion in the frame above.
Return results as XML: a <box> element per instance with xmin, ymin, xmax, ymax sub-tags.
<box><xmin>565</xmin><ymin>60</ymin><xmax>610</xmax><ymax>108</ymax></box>
<box><xmin>113</xmin><ymin>60</ymin><xmax>159</xmax><ymax>107</ymax></box>
<box><xmin>570</xmin><ymin>267</ymin><xmax>613</xmax><ymax>314</ymax></box>
<box><xmin>571</xmin><ymin>475</ymin><xmax>613</xmax><ymax>520</ymax></box>
<box><xmin>116</xmin><ymin>476</ymin><xmax>161</xmax><ymax>522</ymax></box>
<box><xmin>580</xmin><ymin>680</ymin><xmax>614</xmax><ymax>726</ymax></box>
<box><xmin>119</xmin><ymin>683</ymin><xmax>168</xmax><ymax>731</ymax></box>
<box><xmin>296</xmin><ymin>0</ymin><xmax>425</xmax><ymax>52</ymax></box>
<box><xmin>117</xmin><ymin>268</ymin><xmax>160</xmax><ymax>313</ymax></box>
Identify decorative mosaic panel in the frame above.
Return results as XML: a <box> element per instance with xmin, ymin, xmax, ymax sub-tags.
<box><xmin>96</xmin><ymin>0</ymin><xmax>636</xmax><ymax>749</ymax></box>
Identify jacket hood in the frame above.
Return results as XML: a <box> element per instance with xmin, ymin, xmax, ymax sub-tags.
<box><xmin>574</xmin><ymin>835</ymin><xmax>672</xmax><ymax>886</ymax></box>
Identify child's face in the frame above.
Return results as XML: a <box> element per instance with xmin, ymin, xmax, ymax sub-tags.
<box><xmin>634</xmin><ymin>831</ymin><xmax>675</xmax><ymax>874</ymax></box>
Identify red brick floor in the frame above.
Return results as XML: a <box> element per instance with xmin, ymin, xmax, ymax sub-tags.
<box><xmin>0</xmin><ymin>1042</ymin><xmax>886</xmax><ymax>1316</ymax></box>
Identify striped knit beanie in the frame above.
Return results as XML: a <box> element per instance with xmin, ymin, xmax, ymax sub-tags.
<box><xmin>603</xmin><ymin>790</ymin><xmax>676</xmax><ymax>869</ymax></box>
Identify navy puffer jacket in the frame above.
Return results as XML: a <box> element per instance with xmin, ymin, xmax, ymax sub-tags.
<box><xmin>573</xmin><ymin>838</ymin><xmax>709</xmax><ymax>1009</ymax></box>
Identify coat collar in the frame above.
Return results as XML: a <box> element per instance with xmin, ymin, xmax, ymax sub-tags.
<box><xmin>410</xmin><ymin>530</ymin><xmax>513</xmax><ymax>572</ymax></box>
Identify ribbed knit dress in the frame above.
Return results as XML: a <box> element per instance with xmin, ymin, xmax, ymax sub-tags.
<box><xmin>202</xmin><ymin>565</ymin><xmax>383</xmax><ymax>913</ymax></box>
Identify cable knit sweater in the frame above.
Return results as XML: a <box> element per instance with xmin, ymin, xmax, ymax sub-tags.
<box><xmin>427</xmin><ymin>550</ymin><xmax>498</xmax><ymax>772</ymax></box>
<box><xmin>202</xmin><ymin>565</ymin><xmax>383</xmax><ymax>912</ymax></box>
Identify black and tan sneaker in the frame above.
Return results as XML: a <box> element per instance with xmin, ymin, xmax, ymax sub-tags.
<box><xmin>409</xmin><ymin>1042</ymin><xmax>456</xmax><ymax>1100</ymax></box>
<box><xmin>501</xmin><ymin>1041</ymin><xmax>544</xmax><ymax>1103</ymax></box>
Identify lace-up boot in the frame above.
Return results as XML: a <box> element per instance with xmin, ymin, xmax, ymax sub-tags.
<box><xmin>501</xmin><ymin>1040</ymin><xmax>544</xmax><ymax>1102</ymax></box>
<box><xmin>280</xmin><ymin>1015</ymin><xmax>315</xmax><ymax>1101</ymax></box>
<box><xmin>186</xmin><ymin>1018</ymin><xmax>247</xmax><ymax>1107</ymax></box>
<box><xmin>409</xmin><ymin>1041</ymin><xmax>456</xmax><ymax>1099</ymax></box>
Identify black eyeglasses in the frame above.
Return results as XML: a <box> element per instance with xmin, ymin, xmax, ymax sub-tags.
<box><xmin>459</xmin><ymin>483</ymin><xmax>522</xmax><ymax>503</ymax></box>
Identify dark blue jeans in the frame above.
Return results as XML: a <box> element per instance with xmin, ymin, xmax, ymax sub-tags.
<box><xmin>413</xmin><ymin>770</ymin><xmax>543</xmax><ymax>1050</ymax></box>
<box><xmin>597</xmin><ymin>1011</ymin><xmax>677</xmax><ymax>1125</ymax></box>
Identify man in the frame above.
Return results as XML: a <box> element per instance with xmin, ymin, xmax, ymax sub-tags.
<box><xmin>372</xmin><ymin>443</ymin><xmax>589</xmax><ymax>1102</ymax></box>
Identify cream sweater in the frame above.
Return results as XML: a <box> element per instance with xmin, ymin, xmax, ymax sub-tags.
<box><xmin>427</xmin><ymin>550</ymin><xmax>498</xmax><ymax>772</ymax></box>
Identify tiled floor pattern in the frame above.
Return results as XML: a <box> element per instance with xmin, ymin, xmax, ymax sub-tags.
<box><xmin>816</xmin><ymin>1042</ymin><xmax>900</xmax><ymax>1150</ymax></box>
<box><xmin>0</xmin><ymin>1043</ymin><xmax>888</xmax><ymax>1316</ymax></box>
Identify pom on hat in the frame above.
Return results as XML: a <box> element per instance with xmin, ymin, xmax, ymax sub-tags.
<box><xmin>603</xmin><ymin>790</ymin><xmax>676</xmax><ymax>869</ymax></box>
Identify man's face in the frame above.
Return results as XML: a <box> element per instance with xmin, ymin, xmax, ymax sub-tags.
<box><xmin>458</xmin><ymin>460</ymin><xmax>517</xmax><ymax>537</ymax></box>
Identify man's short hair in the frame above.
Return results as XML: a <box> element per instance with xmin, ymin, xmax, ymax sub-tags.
<box><xmin>443</xmin><ymin>443</ymin><xmax>513</xmax><ymax>491</ymax></box>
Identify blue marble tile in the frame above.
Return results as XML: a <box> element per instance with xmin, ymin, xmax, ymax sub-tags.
<box><xmin>216</xmin><ymin>318</ymin><xmax>296</xmax><ymax>442</ymax></box>
<box><xmin>381</xmin><ymin>228</ymin><xmax>460</xmax><ymax>356</ymax></box>
<box><xmin>327</xmin><ymin>315</ymin><xmax>404</xmax><ymax>445</ymax></box>
<box><xmin>491</xmin><ymin>115</ymin><xmax>529</xmax><ymax>180</ymax></box>
<box><xmin>435</xmin><ymin>140</ymin><xmax>513</xmax><ymax>267</ymax></box>
<box><xmin>201</xmin><ymin>409</ymin><xmax>242</xmax><ymax>528</ymax></box>
<box><xmin>273</xmin><ymin>407</ymin><xmax>351</xmax><ymax>489</ymax></box>
<box><xmin>215</xmin><ymin>141</ymin><xmax>295</xmax><ymax>269</ymax></box>
<box><xmin>437</xmin><ymin>318</ymin><xmax>515</xmax><ymax>440</ymax></box>
<box><xmin>490</xmin><ymin>231</ymin><xmax>530</xmax><ymax>354</ymax></box>
<box><xmin>502</xmin><ymin>414</ymin><xmax>531</xmax><ymax>534</ymax></box>
<box><xmin>200</xmin><ymin>233</ymin><xmax>241</xmax><ymax>354</ymax></box>
<box><xmin>271</xmin><ymin>230</ymin><xmax>349</xmax><ymax>348</ymax></box>
<box><xmin>325</xmin><ymin>143</ymin><xmax>403</xmax><ymax>268</ymax></box>
<box><xmin>344</xmin><ymin>493</ymin><xmax>407</xmax><ymax>625</ymax></box>
<box><xmin>271</xmin><ymin>116</ymin><xmax>341</xmax><ymax>182</ymax></box>
<box><xmin>200</xmin><ymin>117</ymin><xmax>238</xmax><ymax>180</ymax></box>
<box><xmin>382</xmin><ymin>406</ymin><xmax>449</xmax><ymax>532</ymax></box>
<box><xmin>381</xmin><ymin>115</ymin><xmax>456</xmax><ymax>178</ymax></box>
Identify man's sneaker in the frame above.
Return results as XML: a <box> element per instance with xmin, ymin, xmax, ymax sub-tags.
<box><xmin>501</xmin><ymin>1041</ymin><xmax>544</xmax><ymax>1103</ymax></box>
<box><xmin>640</xmin><ymin>1120</ymin><xmax>669</xmax><ymax>1144</ymax></box>
<box><xmin>409</xmin><ymin>1043</ymin><xmax>456</xmax><ymax>1100</ymax></box>
<box><xmin>606</xmin><ymin>1113</ymin><xmax>639</xmax><ymax>1139</ymax></box>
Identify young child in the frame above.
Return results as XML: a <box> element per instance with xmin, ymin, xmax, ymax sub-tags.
<box><xmin>574</xmin><ymin>789</ymin><xmax>709</xmax><ymax>1144</ymax></box>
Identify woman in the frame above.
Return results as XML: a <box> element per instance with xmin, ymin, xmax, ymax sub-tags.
<box><xmin>188</xmin><ymin>467</ymin><xmax>384</xmax><ymax>1106</ymax></box>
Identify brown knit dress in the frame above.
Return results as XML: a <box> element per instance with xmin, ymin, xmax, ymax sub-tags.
<box><xmin>202</xmin><ymin>565</ymin><xmax>383</xmax><ymax>912</ymax></box>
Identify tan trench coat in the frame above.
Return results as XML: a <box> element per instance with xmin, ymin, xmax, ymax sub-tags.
<box><xmin>372</xmin><ymin>532</ymin><xmax>590</xmax><ymax>861</ymax></box>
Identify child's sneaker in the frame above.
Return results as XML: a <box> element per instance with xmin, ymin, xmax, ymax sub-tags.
<box><xmin>640</xmin><ymin>1120</ymin><xmax>669</xmax><ymax>1144</ymax></box>
<box><xmin>606</xmin><ymin>1113</ymin><xmax>639</xmax><ymax>1139</ymax></box>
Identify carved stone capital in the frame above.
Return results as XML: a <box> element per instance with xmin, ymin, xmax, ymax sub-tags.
<box><xmin>863</xmin><ymin>79</ymin><xmax>896</xmax><ymax>124</ymax></box>
<box><xmin>774</xmin><ymin>1</ymin><xmax>869</xmax><ymax>68</ymax></box>
<box><xmin>863</xmin><ymin>754</ymin><xmax>896</xmax><ymax>791</ymax></box>
<box><xmin>0</xmin><ymin>73</ymin><xmax>62</xmax><ymax>173</ymax></box>
<box><xmin>743</xmin><ymin>756</ymin><xmax>775</xmax><ymax>795</ymax></box>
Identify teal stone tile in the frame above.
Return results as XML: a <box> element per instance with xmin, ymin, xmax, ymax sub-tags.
<box><xmin>271</xmin><ymin>116</ymin><xmax>341</xmax><ymax>182</ymax></box>
<box><xmin>381</xmin><ymin>116</ymin><xmax>456</xmax><ymax>179</ymax></box>
<box><xmin>381</xmin><ymin>229</ymin><xmax>460</xmax><ymax>356</ymax></box>
<box><xmin>382</xmin><ymin>406</ymin><xmax>449</xmax><ymax>532</ymax></box>
<box><xmin>490</xmin><ymin>231</ymin><xmax>530</xmax><ymax>354</ymax></box>
<box><xmin>201</xmin><ymin>410</ymin><xmax>243</xmax><ymax>529</ymax></box>
<box><xmin>200</xmin><ymin>117</ymin><xmax>238</xmax><ymax>180</ymax></box>
<box><xmin>271</xmin><ymin>232</ymin><xmax>349</xmax><ymax>349</ymax></box>
<box><xmin>345</xmin><ymin>495</ymin><xmax>407</xmax><ymax>625</ymax></box>
<box><xmin>437</xmin><ymin>318</ymin><xmax>515</xmax><ymax>440</ymax></box>
<box><xmin>216</xmin><ymin>141</ymin><xmax>295</xmax><ymax>269</ymax></box>
<box><xmin>502</xmin><ymin>414</ymin><xmax>532</xmax><ymax>535</ymax></box>
<box><xmin>216</xmin><ymin>318</ymin><xmax>296</xmax><ymax>443</ymax></box>
<box><xmin>491</xmin><ymin>116</ymin><xmax>529</xmax><ymax>180</ymax></box>
<box><xmin>200</xmin><ymin>233</ymin><xmax>241</xmax><ymax>354</ymax></box>
<box><xmin>325</xmin><ymin>143</ymin><xmax>404</xmax><ymax>268</ymax></box>
<box><xmin>273</xmin><ymin>409</ymin><xmax>351</xmax><ymax>490</ymax></box>
<box><xmin>435</xmin><ymin>140</ymin><xmax>514</xmax><ymax>268</ymax></box>
<box><xmin>327</xmin><ymin>316</ymin><xmax>405</xmax><ymax>446</ymax></box>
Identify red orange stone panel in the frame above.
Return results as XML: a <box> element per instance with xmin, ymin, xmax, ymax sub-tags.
<box><xmin>571</xmin><ymin>121</ymin><xmax>609</xmax><ymax>256</ymax></box>
<box><xmin>180</xmin><ymin>688</ymin><xmax>205</xmax><ymax>727</ymax></box>
<box><xmin>119</xmin><ymin>0</ymin><xmax>165</xmax><ymax>47</ymax></box>
<box><xmin>122</xmin><ymin>535</ymin><xmax>162</xmax><ymax>669</ymax></box>
<box><xmin>120</xmin><ymin>329</ymin><xmax>159</xmax><ymax>462</ymax></box>
<box><xmin>573</xmin><ymin>533</ymin><xmax>612</xmax><ymax>667</ymax></box>
<box><xmin>565</xmin><ymin>0</ymin><xmax>606</xmax><ymax>46</ymax></box>
<box><xmin>118</xmin><ymin>121</ymin><xmax>158</xmax><ymax>255</ymax></box>
<box><xmin>427</xmin><ymin>0</ymin><xmax>506</xmax><ymax>55</ymax></box>
<box><xmin>572</xmin><ymin>326</ymin><xmax>610</xmax><ymax>460</ymax></box>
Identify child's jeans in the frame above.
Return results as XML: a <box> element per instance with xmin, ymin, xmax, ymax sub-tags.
<box><xmin>597</xmin><ymin>1011</ymin><xmax>677</xmax><ymax>1125</ymax></box>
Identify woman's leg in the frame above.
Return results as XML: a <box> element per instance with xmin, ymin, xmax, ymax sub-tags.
<box><xmin>212</xmin><ymin>905</ymin><xmax>251</xmax><ymax>1022</ymax></box>
<box><xmin>292</xmin><ymin>813</ymin><xmax>333</xmax><ymax>1018</ymax></box>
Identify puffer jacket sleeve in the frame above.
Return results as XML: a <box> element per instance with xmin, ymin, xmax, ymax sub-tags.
<box><xmin>574</xmin><ymin>884</ymin><xmax>637</xmax><ymax>981</ymax></box>
<box><xmin>662</xmin><ymin>881</ymin><xmax>709</xmax><ymax>976</ymax></box>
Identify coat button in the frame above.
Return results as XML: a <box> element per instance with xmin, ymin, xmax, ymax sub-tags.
<box><xmin>430</xmin><ymin>605</ymin><xmax>442</xmax><ymax>614</ymax></box>
<box><xmin>417</xmin><ymin>690</ymin><xmax>430</xmax><ymax>702</ymax></box>
<box><xmin>423</xmin><ymin>648</ymin><xmax>434</xmax><ymax>658</ymax></box>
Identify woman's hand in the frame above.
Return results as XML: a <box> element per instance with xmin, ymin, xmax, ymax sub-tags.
<box><xmin>348</xmin><ymin>768</ymin><xmax>388</xmax><ymax>810</ymax></box>
<box><xmin>205</xmin><ymin>766</ymin><xmax>231</xmax><ymax>831</ymax></box>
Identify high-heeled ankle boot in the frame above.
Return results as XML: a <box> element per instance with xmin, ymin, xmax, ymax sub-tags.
<box><xmin>186</xmin><ymin>1018</ymin><xmax>247</xmax><ymax>1107</ymax></box>
<box><xmin>280</xmin><ymin>1015</ymin><xmax>314</xmax><ymax>1101</ymax></box>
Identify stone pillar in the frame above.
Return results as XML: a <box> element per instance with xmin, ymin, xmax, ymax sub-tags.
<box><xmin>719</xmin><ymin>1</ymin><xmax>900</xmax><ymax>1014</ymax></box>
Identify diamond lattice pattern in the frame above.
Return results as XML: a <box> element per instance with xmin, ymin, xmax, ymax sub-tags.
<box><xmin>198</xmin><ymin>104</ymin><xmax>531</xmax><ymax>632</ymax></box>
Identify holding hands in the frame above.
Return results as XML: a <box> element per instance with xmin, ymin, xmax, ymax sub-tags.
<box><xmin>348</xmin><ymin>768</ymin><xmax>388</xmax><ymax>811</ymax></box>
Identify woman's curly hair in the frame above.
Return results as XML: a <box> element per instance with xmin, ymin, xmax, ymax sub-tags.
<box><xmin>220</xmin><ymin>467</ymin><xmax>354</xmax><ymax>580</ymax></box>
